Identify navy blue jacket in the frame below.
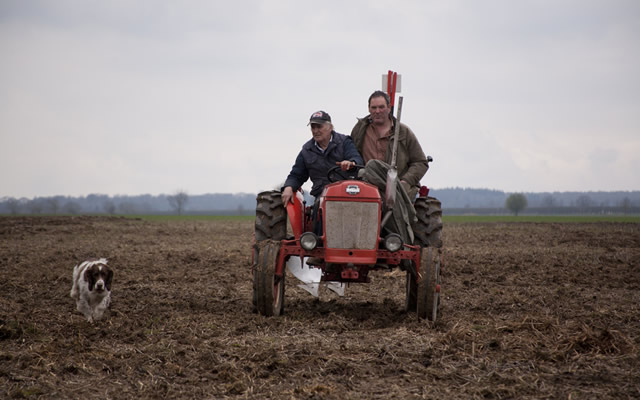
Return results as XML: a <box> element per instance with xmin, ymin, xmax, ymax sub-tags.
<box><xmin>284</xmin><ymin>131</ymin><xmax>363</xmax><ymax>198</ymax></box>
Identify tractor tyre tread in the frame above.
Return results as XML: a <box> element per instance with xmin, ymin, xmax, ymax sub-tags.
<box><xmin>413</xmin><ymin>196</ymin><xmax>443</xmax><ymax>248</ymax></box>
<box><xmin>255</xmin><ymin>190</ymin><xmax>287</xmax><ymax>242</ymax></box>
<box><xmin>254</xmin><ymin>239</ymin><xmax>284</xmax><ymax>316</ymax></box>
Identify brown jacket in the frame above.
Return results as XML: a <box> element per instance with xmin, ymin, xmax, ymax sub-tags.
<box><xmin>350</xmin><ymin>116</ymin><xmax>428</xmax><ymax>188</ymax></box>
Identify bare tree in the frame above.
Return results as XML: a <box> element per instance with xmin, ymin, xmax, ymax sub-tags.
<box><xmin>118</xmin><ymin>201</ymin><xmax>138</xmax><ymax>214</ymax></box>
<box><xmin>541</xmin><ymin>194</ymin><xmax>556</xmax><ymax>208</ymax></box>
<box><xmin>575</xmin><ymin>195</ymin><xmax>593</xmax><ymax>211</ymax></box>
<box><xmin>167</xmin><ymin>190</ymin><xmax>189</xmax><ymax>215</ymax></box>
<box><xmin>63</xmin><ymin>201</ymin><xmax>82</xmax><ymax>215</ymax></box>
<box><xmin>46</xmin><ymin>197</ymin><xmax>60</xmax><ymax>214</ymax></box>
<box><xmin>28</xmin><ymin>198</ymin><xmax>45</xmax><ymax>214</ymax></box>
<box><xmin>505</xmin><ymin>193</ymin><xmax>528</xmax><ymax>216</ymax></box>
<box><xmin>620</xmin><ymin>197</ymin><xmax>632</xmax><ymax>214</ymax></box>
<box><xmin>6</xmin><ymin>197</ymin><xmax>21</xmax><ymax>215</ymax></box>
<box><xmin>103</xmin><ymin>200</ymin><xmax>116</xmax><ymax>215</ymax></box>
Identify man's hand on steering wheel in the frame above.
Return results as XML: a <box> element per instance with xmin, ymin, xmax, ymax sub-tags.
<box><xmin>337</xmin><ymin>160</ymin><xmax>356</xmax><ymax>171</ymax></box>
<box><xmin>327</xmin><ymin>161</ymin><xmax>364</xmax><ymax>183</ymax></box>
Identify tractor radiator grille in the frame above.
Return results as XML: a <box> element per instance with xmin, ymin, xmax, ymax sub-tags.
<box><xmin>324</xmin><ymin>201</ymin><xmax>379</xmax><ymax>249</ymax></box>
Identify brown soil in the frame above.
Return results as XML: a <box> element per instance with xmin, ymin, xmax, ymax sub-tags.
<box><xmin>1</xmin><ymin>216</ymin><xmax>639</xmax><ymax>399</ymax></box>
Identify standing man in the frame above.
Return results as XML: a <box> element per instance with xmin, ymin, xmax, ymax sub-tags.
<box><xmin>282</xmin><ymin>110</ymin><xmax>363</xmax><ymax>205</ymax></box>
<box><xmin>350</xmin><ymin>90</ymin><xmax>428</xmax><ymax>200</ymax></box>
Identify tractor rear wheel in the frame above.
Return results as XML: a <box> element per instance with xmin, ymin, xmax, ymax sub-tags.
<box><xmin>251</xmin><ymin>245</ymin><xmax>258</xmax><ymax>313</ymax></box>
<box><xmin>413</xmin><ymin>197</ymin><xmax>443</xmax><ymax>248</ymax></box>
<box><xmin>254</xmin><ymin>240</ymin><xmax>285</xmax><ymax>316</ymax></box>
<box><xmin>416</xmin><ymin>246</ymin><xmax>441</xmax><ymax>322</ymax></box>
<box><xmin>405</xmin><ymin>272</ymin><xmax>417</xmax><ymax>312</ymax></box>
<box><xmin>255</xmin><ymin>190</ymin><xmax>287</xmax><ymax>242</ymax></box>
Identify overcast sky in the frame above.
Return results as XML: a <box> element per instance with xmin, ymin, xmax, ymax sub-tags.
<box><xmin>1</xmin><ymin>0</ymin><xmax>638</xmax><ymax>199</ymax></box>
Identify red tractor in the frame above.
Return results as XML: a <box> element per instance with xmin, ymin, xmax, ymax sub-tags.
<box><xmin>252</xmin><ymin>161</ymin><xmax>443</xmax><ymax>321</ymax></box>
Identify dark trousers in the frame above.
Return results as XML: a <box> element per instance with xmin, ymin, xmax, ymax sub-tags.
<box><xmin>311</xmin><ymin>197</ymin><xmax>322</xmax><ymax>236</ymax></box>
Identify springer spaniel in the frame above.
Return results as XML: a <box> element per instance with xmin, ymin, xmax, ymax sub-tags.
<box><xmin>70</xmin><ymin>258</ymin><xmax>113</xmax><ymax>322</ymax></box>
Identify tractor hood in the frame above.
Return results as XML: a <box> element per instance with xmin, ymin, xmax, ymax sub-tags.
<box><xmin>322</xmin><ymin>180</ymin><xmax>381</xmax><ymax>201</ymax></box>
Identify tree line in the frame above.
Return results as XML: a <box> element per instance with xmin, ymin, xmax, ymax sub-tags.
<box><xmin>1</xmin><ymin>188</ymin><xmax>639</xmax><ymax>215</ymax></box>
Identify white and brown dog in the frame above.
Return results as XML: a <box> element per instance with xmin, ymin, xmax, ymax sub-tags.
<box><xmin>70</xmin><ymin>258</ymin><xmax>113</xmax><ymax>322</ymax></box>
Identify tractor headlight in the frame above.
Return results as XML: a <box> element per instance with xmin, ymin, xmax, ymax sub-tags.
<box><xmin>300</xmin><ymin>232</ymin><xmax>319</xmax><ymax>251</ymax></box>
<box><xmin>383</xmin><ymin>233</ymin><xmax>403</xmax><ymax>252</ymax></box>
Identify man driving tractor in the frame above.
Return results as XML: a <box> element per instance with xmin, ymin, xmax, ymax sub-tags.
<box><xmin>281</xmin><ymin>110</ymin><xmax>363</xmax><ymax>204</ymax></box>
<box><xmin>281</xmin><ymin>110</ymin><xmax>363</xmax><ymax>243</ymax></box>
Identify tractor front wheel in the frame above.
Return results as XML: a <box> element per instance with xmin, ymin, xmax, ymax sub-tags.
<box><xmin>254</xmin><ymin>240</ymin><xmax>285</xmax><ymax>316</ymax></box>
<box><xmin>416</xmin><ymin>246</ymin><xmax>441</xmax><ymax>322</ymax></box>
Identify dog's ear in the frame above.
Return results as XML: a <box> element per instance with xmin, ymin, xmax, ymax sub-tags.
<box><xmin>84</xmin><ymin>267</ymin><xmax>95</xmax><ymax>291</ymax></box>
<box><xmin>105</xmin><ymin>268</ymin><xmax>113</xmax><ymax>290</ymax></box>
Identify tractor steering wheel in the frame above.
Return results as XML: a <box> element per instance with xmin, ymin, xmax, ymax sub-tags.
<box><xmin>327</xmin><ymin>164</ymin><xmax>364</xmax><ymax>183</ymax></box>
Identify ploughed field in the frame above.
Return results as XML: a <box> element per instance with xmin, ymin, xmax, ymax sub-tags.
<box><xmin>0</xmin><ymin>216</ymin><xmax>638</xmax><ymax>399</ymax></box>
